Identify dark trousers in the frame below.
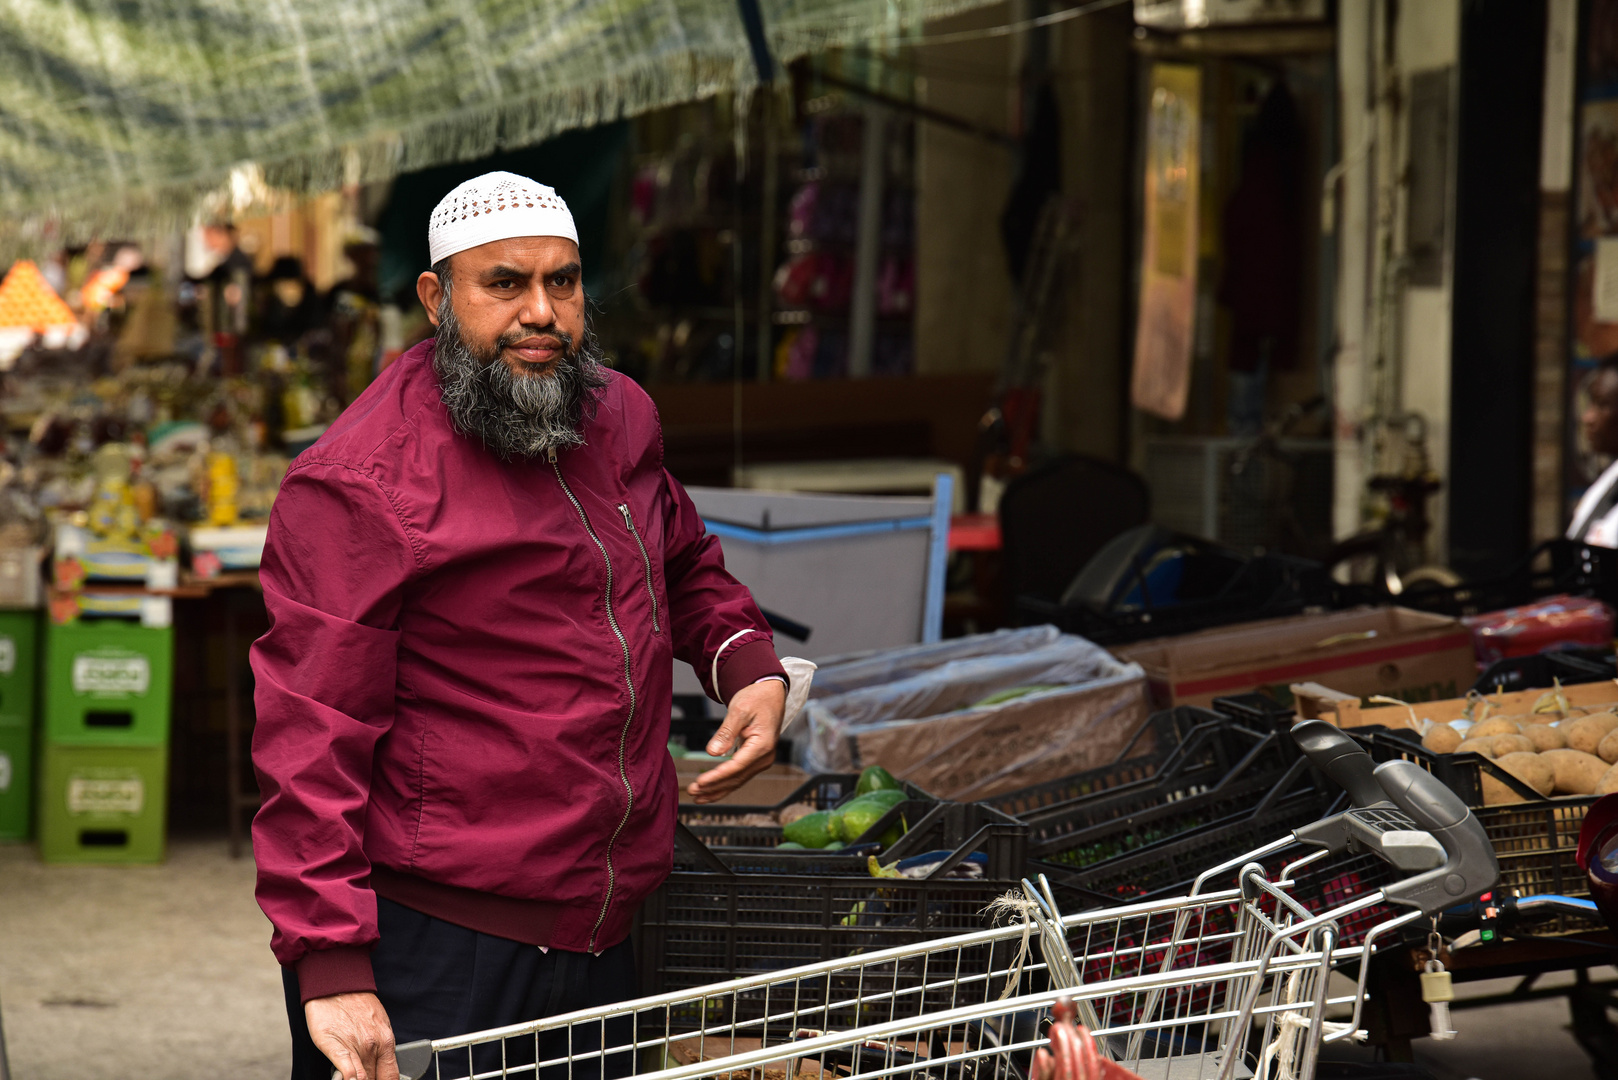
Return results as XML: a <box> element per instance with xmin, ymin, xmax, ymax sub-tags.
<box><xmin>285</xmin><ymin>897</ymin><xmax>638</xmax><ymax>1080</ymax></box>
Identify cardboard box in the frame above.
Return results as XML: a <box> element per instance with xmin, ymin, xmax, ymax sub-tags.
<box><xmin>1113</xmin><ymin>606</ymin><xmax>1477</xmax><ymax>710</ymax></box>
<box><xmin>1301</xmin><ymin>678</ymin><xmax>1618</xmax><ymax>732</ymax></box>
<box><xmin>671</xmin><ymin>760</ymin><xmax>809</xmax><ymax>806</ymax></box>
<box><xmin>841</xmin><ymin>678</ymin><xmax>1150</xmax><ymax>801</ymax></box>
<box><xmin>802</xmin><ymin>628</ymin><xmax>1150</xmax><ymax>801</ymax></box>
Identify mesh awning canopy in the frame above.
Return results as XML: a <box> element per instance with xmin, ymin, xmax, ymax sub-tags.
<box><xmin>0</xmin><ymin>0</ymin><xmax>989</xmax><ymax>244</ymax></box>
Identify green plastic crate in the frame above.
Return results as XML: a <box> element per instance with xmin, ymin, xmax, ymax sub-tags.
<box><xmin>0</xmin><ymin>724</ymin><xmax>31</xmax><ymax>840</ymax></box>
<box><xmin>43</xmin><ymin>620</ymin><xmax>173</xmax><ymax>746</ymax></box>
<box><xmin>38</xmin><ymin>743</ymin><xmax>166</xmax><ymax>863</ymax></box>
<box><xmin>0</xmin><ymin>610</ymin><xmax>39</xmax><ymax>729</ymax></box>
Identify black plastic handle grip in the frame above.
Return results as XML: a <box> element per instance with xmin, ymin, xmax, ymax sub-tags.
<box><xmin>1289</xmin><ymin>719</ymin><xmax>1388</xmax><ymax>808</ymax></box>
<box><xmin>1373</xmin><ymin>760</ymin><xmax>1499</xmax><ymax>914</ymax></box>
<box><xmin>1372</xmin><ymin>759</ymin><xmax>1468</xmax><ymax>831</ymax></box>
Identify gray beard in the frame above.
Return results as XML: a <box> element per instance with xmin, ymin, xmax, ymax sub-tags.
<box><xmin>431</xmin><ymin>303</ymin><xmax>609</xmax><ymax>461</ymax></box>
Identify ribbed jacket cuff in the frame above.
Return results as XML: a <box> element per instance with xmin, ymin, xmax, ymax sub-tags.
<box><xmin>294</xmin><ymin>945</ymin><xmax>377</xmax><ymax>1003</ymax></box>
<box><xmin>717</xmin><ymin>639</ymin><xmax>787</xmax><ymax>703</ymax></box>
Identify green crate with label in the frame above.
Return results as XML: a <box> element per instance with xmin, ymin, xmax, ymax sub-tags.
<box><xmin>43</xmin><ymin>620</ymin><xmax>173</xmax><ymax>747</ymax></box>
<box><xmin>0</xmin><ymin>610</ymin><xmax>39</xmax><ymax>729</ymax></box>
<box><xmin>38</xmin><ymin>743</ymin><xmax>166</xmax><ymax>863</ymax></box>
<box><xmin>0</xmin><ymin>724</ymin><xmax>32</xmax><ymax>840</ymax></box>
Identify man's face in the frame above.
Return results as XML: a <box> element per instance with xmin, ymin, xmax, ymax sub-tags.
<box><xmin>417</xmin><ymin>236</ymin><xmax>584</xmax><ymax>380</ymax></box>
<box><xmin>415</xmin><ymin>234</ymin><xmax>607</xmax><ymax>461</ymax></box>
<box><xmin>1586</xmin><ymin>368</ymin><xmax>1618</xmax><ymax>458</ymax></box>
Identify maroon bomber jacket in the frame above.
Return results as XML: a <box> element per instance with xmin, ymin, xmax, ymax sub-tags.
<box><xmin>250</xmin><ymin>339</ymin><xmax>783</xmax><ymax>1000</ymax></box>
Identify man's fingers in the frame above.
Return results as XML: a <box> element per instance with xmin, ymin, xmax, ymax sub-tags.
<box><xmin>323</xmin><ymin>1044</ymin><xmax>363</xmax><ymax>1080</ymax></box>
<box><xmin>688</xmin><ymin>756</ymin><xmax>746</xmax><ymax>800</ymax></box>
<box><xmin>689</xmin><ymin>730</ymin><xmax>776</xmax><ymax>802</ymax></box>
<box><xmin>376</xmin><ymin>1039</ymin><xmax>402</xmax><ymax>1080</ymax></box>
<box><xmin>706</xmin><ymin>711</ymin><xmax>749</xmax><ymax>756</ymax></box>
<box><xmin>728</xmin><ymin>727</ymin><xmax>775</xmax><ymax>770</ymax></box>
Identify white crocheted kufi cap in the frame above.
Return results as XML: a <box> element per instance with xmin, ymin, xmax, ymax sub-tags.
<box><xmin>427</xmin><ymin>171</ymin><xmax>579</xmax><ymax>265</ymax></box>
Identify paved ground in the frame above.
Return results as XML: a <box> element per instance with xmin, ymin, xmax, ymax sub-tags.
<box><xmin>1414</xmin><ymin>967</ymin><xmax>1610</xmax><ymax>1080</ymax></box>
<box><xmin>0</xmin><ymin>837</ymin><xmax>1611</xmax><ymax>1080</ymax></box>
<box><xmin>0</xmin><ymin>837</ymin><xmax>287</xmax><ymax>1080</ymax></box>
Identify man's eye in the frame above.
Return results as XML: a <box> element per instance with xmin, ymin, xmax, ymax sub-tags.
<box><xmin>492</xmin><ymin>280</ymin><xmax>516</xmax><ymax>290</ymax></box>
<box><xmin>550</xmin><ymin>275</ymin><xmax>573</xmax><ymax>288</ymax></box>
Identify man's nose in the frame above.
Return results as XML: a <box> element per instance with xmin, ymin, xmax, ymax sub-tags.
<box><xmin>517</xmin><ymin>280</ymin><xmax>555</xmax><ymax>329</ymax></box>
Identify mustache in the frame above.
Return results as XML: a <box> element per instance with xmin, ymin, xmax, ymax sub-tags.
<box><xmin>497</xmin><ymin>324</ymin><xmax>574</xmax><ymax>357</ymax></box>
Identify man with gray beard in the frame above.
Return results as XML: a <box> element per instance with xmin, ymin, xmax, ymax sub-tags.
<box><xmin>429</xmin><ymin>270</ymin><xmax>609</xmax><ymax>460</ymax></box>
<box><xmin>251</xmin><ymin>172</ymin><xmax>791</xmax><ymax>1080</ymax></box>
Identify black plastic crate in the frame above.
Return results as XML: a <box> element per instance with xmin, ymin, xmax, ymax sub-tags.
<box><xmin>1341</xmin><ymin>537</ymin><xmax>1618</xmax><ymax>618</ymax></box>
<box><xmin>676</xmin><ymin>800</ymin><xmax>1027</xmax><ymax>880</ymax></box>
<box><xmin>981</xmin><ymin>697</ymin><xmax>1297</xmax><ymax>820</ymax></box>
<box><xmin>1471</xmin><ymin>648</ymin><xmax>1615</xmax><ymax>695</ymax></box>
<box><xmin>641</xmin><ymin>821</ymin><xmax>1023</xmax><ymax>1016</ymax></box>
<box><xmin>1018</xmin><ymin>550</ymin><xmax>1334</xmax><ymax>645</ymax></box>
<box><xmin>1348</xmin><ymin>725</ymin><xmax>1603</xmax><ymax>935</ymax></box>
<box><xmin>981</xmin><ymin>706</ymin><xmax>1222</xmax><ymax>818</ymax></box>
<box><xmin>1019</xmin><ymin>720</ymin><xmax>1304</xmax><ymax>864</ymax></box>
<box><xmin>677</xmin><ymin>773</ymin><xmax>934</xmax><ymax>848</ymax></box>
<box><xmin>1029</xmin><ymin>759</ymin><xmax>1320</xmax><ymax>894</ymax></box>
<box><xmin>1032</xmin><ymin>782</ymin><xmax>1401</xmax><ymax>948</ymax></box>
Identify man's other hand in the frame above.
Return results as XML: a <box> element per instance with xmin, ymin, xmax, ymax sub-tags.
<box><xmin>307</xmin><ymin>991</ymin><xmax>399</xmax><ymax>1080</ymax></box>
<box><xmin>688</xmin><ymin>679</ymin><xmax>787</xmax><ymax>804</ymax></box>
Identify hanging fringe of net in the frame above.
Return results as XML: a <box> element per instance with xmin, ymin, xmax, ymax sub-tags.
<box><xmin>0</xmin><ymin>0</ymin><xmax>1020</xmax><ymax>258</ymax></box>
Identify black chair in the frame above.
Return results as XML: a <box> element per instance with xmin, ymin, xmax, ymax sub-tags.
<box><xmin>998</xmin><ymin>455</ymin><xmax>1151</xmax><ymax>623</ymax></box>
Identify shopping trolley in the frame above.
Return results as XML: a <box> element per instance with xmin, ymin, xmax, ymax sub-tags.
<box><xmin>359</xmin><ymin>721</ymin><xmax>1498</xmax><ymax>1080</ymax></box>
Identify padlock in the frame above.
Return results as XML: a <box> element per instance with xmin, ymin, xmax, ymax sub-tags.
<box><xmin>1420</xmin><ymin>958</ymin><xmax>1456</xmax><ymax>1041</ymax></box>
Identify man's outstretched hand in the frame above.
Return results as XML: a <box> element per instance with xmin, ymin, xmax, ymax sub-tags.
<box><xmin>307</xmin><ymin>991</ymin><xmax>399</xmax><ymax>1080</ymax></box>
<box><xmin>687</xmin><ymin>678</ymin><xmax>788</xmax><ymax>804</ymax></box>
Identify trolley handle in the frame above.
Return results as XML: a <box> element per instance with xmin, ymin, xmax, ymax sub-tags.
<box><xmin>1289</xmin><ymin>719</ymin><xmax>1390</xmax><ymax>808</ymax></box>
<box><xmin>1372</xmin><ymin>759</ymin><xmax>1499</xmax><ymax>915</ymax></box>
<box><xmin>327</xmin><ymin>1040</ymin><xmax>433</xmax><ymax>1080</ymax></box>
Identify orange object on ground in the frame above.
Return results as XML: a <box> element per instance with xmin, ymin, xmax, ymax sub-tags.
<box><xmin>0</xmin><ymin>260</ymin><xmax>76</xmax><ymax>331</ymax></box>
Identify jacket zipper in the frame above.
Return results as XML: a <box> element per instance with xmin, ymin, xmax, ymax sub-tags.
<box><xmin>549</xmin><ymin>448</ymin><xmax>636</xmax><ymax>953</ymax></box>
<box><xmin>617</xmin><ymin>503</ymin><xmax>660</xmax><ymax>633</ymax></box>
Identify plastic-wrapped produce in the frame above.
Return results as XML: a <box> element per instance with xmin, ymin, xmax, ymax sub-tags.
<box><xmin>800</xmin><ymin>628</ymin><xmax>1148</xmax><ymax>801</ymax></box>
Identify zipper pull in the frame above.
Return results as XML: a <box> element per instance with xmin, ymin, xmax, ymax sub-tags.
<box><xmin>546</xmin><ymin>447</ymin><xmax>557</xmax><ymax>463</ymax></box>
<box><xmin>618</xmin><ymin>503</ymin><xmax>633</xmax><ymax>527</ymax></box>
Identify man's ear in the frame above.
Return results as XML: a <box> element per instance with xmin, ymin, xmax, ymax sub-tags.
<box><xmin>416</xmin><ymin>271</ymin><xmax>444</xmax><ymax>327</ymax></box>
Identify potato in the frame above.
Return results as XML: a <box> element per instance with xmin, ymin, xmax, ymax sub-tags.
<box><xmin>1482</xmin><ymin>750</ymin><xmax>1552</xmax><ymax>806</ymax></box>
<box><xmin>1454</xmin><ymin>738</ymin><xmax>1496</xmax><ymax>758</ymax></box>
<box><xmin>1598</xmin><ymin>762</ymin><xmax>1618</xmax><ymax>796</ymax></box>
<box><xmin>1481</xmin><ymin>775</ymin><xmax>1528</xmax><ymax>805</ymax></box>
<box><xmin>1422</xmin><ymin>723</ymin><xmax>1463</xmax><ymax>754</ymax></box>
<box><xmin>1564</xmin><ymin>712</ymin><xmax>1618</xmax><ymax>755</ymax></box>
<box><xmin>1469</xmin><ymin>717</ymin><xmax>1524</xmax><ymax>739</ymax></box>
<box><xmin>1522</xmin><ymin>724</ymin><xmax>1567</xmax><ymax>752</ymax></box>
<box><xmin>1489</xmin><ymin>734</ymin><xmax>1536</xmax><ymax>756</ymax></box>
<box><xmin>1600</xmin><ymin>728</ymin><xmax>1618</xmax><ymax>765</ymax></box>
<box><xmin>1540</xmin><ymin>748</ymin><xmax>1611</xmax><ymax>795</ymax></box>
<box><xmin>1494</xmin><ymin>752</ymin><xmax>1554</xmax><ymax>795</ymax></box>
